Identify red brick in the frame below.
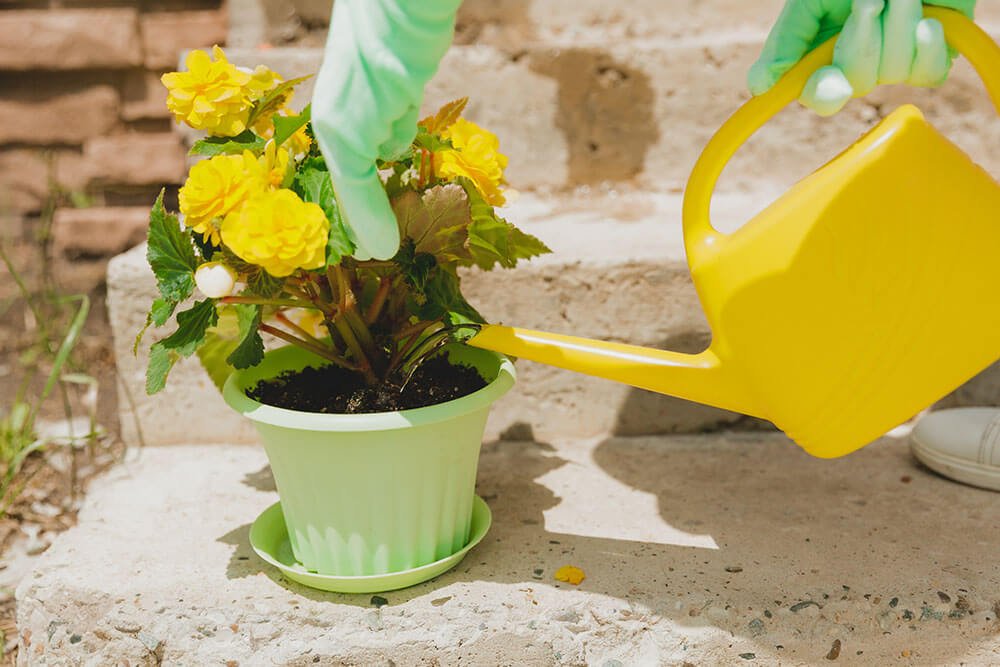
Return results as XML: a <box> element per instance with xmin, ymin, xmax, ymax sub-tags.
<box><xmin>0</xmin><ymin>9</ymin><xmax>142</xmax><ymax>71</ymax></box>
<box><xmin>52</xmin><ymin>206</ymin><xmax>149</xmax><ymax>259</ymax></box>
<box><xmin>122</xmin><ymin>70</ymin><xmax>171</xmax><ymax>121</ymax></box>
<box><xmin>82</xmin><ymin>134</ymin><xmax>188</xmax><ymax>186</ymax></box>
<box><xmin>140</xmin><ymin>10</ymin><xmax>228</xmax><ymax>70</ymax></box>
<box><xmin>0</xmin><ymin>85</ymin><xmax>120</xmax><ymax>145</ymax></box>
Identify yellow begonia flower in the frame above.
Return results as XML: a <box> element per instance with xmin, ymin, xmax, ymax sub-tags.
<box><xmin>221</xmin><ymin>189</ymin><xmax>329</xmax><ymax>278</ymax></box>
<box><xmin>162</xmin><ymin>46</ymin><xmax>254</xmax><ymax>137</ymax></box>
<box><xmin>245</xmin><ymin>64</ymin><xmax>282</xmax><ymax>101</ymax></box>
<box><xmin>259</xmin><ymin>140</ymin><xmax>291</xmax><ymax>188</ymax></box>
<box><xmin>179</xmin><ymin>151</ymin><xmax>265</xmax><ymax>245</ymax></box>
<box><xmin>434</xmin><ymin>117</ymin><xmax>508</xmax><ymax>206</ymax></box>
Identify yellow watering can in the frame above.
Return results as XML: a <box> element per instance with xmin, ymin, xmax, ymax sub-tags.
<box><xmin>469</xmin><ymin>8</ymin><xmax>1000</xmax><ymax>459</ymax></box>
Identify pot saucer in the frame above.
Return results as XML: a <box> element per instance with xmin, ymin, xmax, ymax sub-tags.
<box><xmin>249</xmin><ymin>496</ymin><xmax>492</xmax><ymax>594</ymax></box>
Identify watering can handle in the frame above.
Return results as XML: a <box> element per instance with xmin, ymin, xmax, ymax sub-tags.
<box><xmin>683</xmin><ymin>7</ymin><xmax>1000</xmax><ymax>251</ymax></box>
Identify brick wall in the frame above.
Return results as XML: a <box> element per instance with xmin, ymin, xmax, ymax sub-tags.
<box><xmin>0</xmin><ymin>0</ymin><xmax>228</xmax><ymax>290</ymax></box>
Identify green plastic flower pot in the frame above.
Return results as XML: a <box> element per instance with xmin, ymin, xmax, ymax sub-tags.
<box><xmin>223</xmin><ymin>344</ymin><xmax>515</xmax><ymax>578</ymax></box>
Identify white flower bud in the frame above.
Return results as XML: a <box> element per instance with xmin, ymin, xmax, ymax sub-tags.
<box><xmin>194</xmin><ymin>262</ymin><xmax>237</xmax><ymax>299</ymax></box>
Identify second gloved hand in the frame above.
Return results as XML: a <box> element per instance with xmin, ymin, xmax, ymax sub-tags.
<box><xmin>311</xmin><ymin>0</ymin><xmax>461</xmax><ymax>260</ymax></box>
<box><xmin>749</xmin><ymin>0</ymin><xmax>976</xmax><ymax>116</ymax></box>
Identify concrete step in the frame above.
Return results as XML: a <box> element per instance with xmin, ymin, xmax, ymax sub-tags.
<box><xmin>218</xmin><ymin>37</ymin><xmax>1000</xmax><ymax>193</ymax></box>
<box><xmin>17</xmin><ymin>433</ymin><xmax>1000</xmax><ymax>664</ymax></box>
<box><xmin>109</xmin><ymin>190</ymin><xmax>779</xmax><ymax>448</ymax></box>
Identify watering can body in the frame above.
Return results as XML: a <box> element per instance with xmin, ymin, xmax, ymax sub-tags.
<box><xmin>468</xmin><ymin>8</ymin><xmax>1000</xmax><ymax>458</ymax></box>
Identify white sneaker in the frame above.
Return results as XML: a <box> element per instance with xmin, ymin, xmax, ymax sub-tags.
<box><xmin>910</xmin><ymin>408</ymin><xmax>1000</xmax><ymax>492</ymax></box>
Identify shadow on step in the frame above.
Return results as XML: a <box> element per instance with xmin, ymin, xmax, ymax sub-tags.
<box><xmin>215</xmin><ymin>428</ymin><xmax>1000</xmax><ymax>663</ymax></box>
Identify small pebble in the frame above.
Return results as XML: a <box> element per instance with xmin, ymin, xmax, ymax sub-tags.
<box><xmin>725</xmin><ymin>566</ymin><xmax>743</xmax><ymax>573</ymax></box>
<box><xmin>112</xmin><ymin>620</ymin><xmax>141</xmax><ymax>634</ymax></box>
<box><xmin>431</xmin><ymin>596</ymin><xmax>452</xmax><ymax>607</ymax></box>
<box><xmin>900</xmin><ymin>475</ymin><xmax>912</xmax><ymax>483</ymax></box>
<box><xmin>739</xmin><ymin>653</ymin><xmax>756</xmax><ymax>660</ymax></box>
<box><xmin>937</xmin><ymin>591</ymin><xmax>951</xmax><ymax>603</ymax></box>
<box><xmin>790</xmin><ymin>600</ymin><xmax>821</xmax><ymax>613</ymax></box>
<box><xmin>901</xmin><ymin>649</ymin><xmax>911</xmax><ymax>658</ymax></box>
<box><xmin>748</xmin><ymin>618</ymin><xmax>765</xmax><ymax>637</ymax></box>
<box><xmin>826</xmin><ymin>639</ymin><xmax>842</xmax><ymax>661</ymax></box>
<box><xmin>370</xmin><ymin>596</ymin><xmax>388</xmax><ymax>608</ymax></box>
<box><xmin>69</xmin><ymin>634</ymin><xmax>82</xmax><ymax>644</ymax></box>
<box><xmin>764</xmin><ymin>610</ymin><xmax>772</xmax><ymax>619</ymax></box>
<box><xmin>889</xmin><ymin>597</ymin><xmax>899</xmax><ymax>608</ymax></box>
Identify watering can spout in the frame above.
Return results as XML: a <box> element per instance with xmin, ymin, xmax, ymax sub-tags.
<box><xmin>468</xmin><ymin>325</ymin><xmax>757</xmax><ymax>417</ymax></box>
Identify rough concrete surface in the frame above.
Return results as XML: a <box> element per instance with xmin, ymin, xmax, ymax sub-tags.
<box><xmin>16</xmin><ymin>432</ymin><xmax>1000</xmax><ymax>665</ymax></box>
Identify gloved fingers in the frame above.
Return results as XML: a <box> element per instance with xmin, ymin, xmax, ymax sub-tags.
<box><xmin>377</xmin><ymin>105</ymin><xmax>420</xmax><ymax>161</ymax></box>
<box><xmin>748</xmin><ymin>0</ymin><xmax>829</xmax><ymax>96</ymax></box>
<box><xmin>329</xmin><ymin>165</ymin><xmax>402</xmax><ymax>261</ymax></box>
<box><xmin>799</xmin><ymin>65</ymin><xmax>854</xmax><ymax>116</ymax></box>
<box><xmin>909</xmin><ymin>18</ymin><xmax>951</xmax><ymax>87</ymax></box>
<box><xmin>878</xmin><ymin>0</ymin><xmax>921</xmax><ymax>84</ymax></box>
<box><xmin>832</xmin><ymin>0</ymin><xmax>884</xmax><ymax>98</ymax></box>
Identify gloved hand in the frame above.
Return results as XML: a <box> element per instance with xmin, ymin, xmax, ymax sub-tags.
<box><xmin>311</xmin><ymin>0</ymin><xmax>462</xmax><ymax>260</ymax></box>
<box><xmin>749</xmin><ymin>0</ymin><xmax>976</xmax><ymax>116</ymax></box>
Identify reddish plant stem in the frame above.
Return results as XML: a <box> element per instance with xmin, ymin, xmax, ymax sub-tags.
<box><xmin>221</xmin><ymin>296</ymin><xmax>310</xmax><ymax>309</ymax></box>
<box><xmin>365</xmin><ymin>277</ymin><xmax>391</xmax><ymax>325</ymax></box>
<box><xmin>274</xmin><ymin>311</ymin><xmax>324</xmax><ymax>347</ymax></box>
<box><xmin>259</xmin><ymin>323</ymin><xmax>359</xmax><ymax>371</ymax></box>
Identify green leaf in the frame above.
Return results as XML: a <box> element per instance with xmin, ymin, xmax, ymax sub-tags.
<box><xmin>247</xmin><ymin>76</ymin><xmax>312</xmax><ymax>127</ymax></box>
<box><xmin>292</xmin><ymin>160</ymin><xmax>355</xmax><ymax>265</ymax></box>
<box><xmin>395</xmin><ymin>241</ymin><xmax>436</xmax><ymax>293</ymax></box>
<box><xmin>189</xmin><ymin>130</ymin><xmax>266</xmax><ymax>157</ymax></box>
<box><xmin>196</xmin><ymin>306</ymin><xmax>242</xmax><ymax>391</ymax></box>
<box><xmin>133</xmin><ymin>297</ymin><xmax>177</xmax><ymax>355</ymax></box>
<box><xmin>227</xmin><ymin>304</ymin><xmax>264</xmax><ymax>369</ymax></box>
<box><xmin>419</xmin><ymin>266</ymin><xmax>484</xmax><ymax>325</ymax></box>
<box><xmin>146</xmin><ymin>343</ymin><xmax>176</xmax><ymax>395</ymax></box>
<box><xmin>147</xmin><ymin>190</ymin><xmax>198</xmax><ymax>302</ymax></box>
<box><xmin>325</xmin><ymin>212</ymin><xmax>355</xmax><ymax>267</ymax></box>
<box><xmin>193</xmin><ymin>304</ymin><xmax>264</xmax><ymax>390</ymax></box>
<box><xmin>273</xmin><ymin>104</ymin><xmax>311</xmax><ymax>147</ymax></box>
<box><xmin>150</xmin><ymin>297</ymin><xmax>177</xmax><ymax>327</ymax></box>
<box><xmin>413</xmin><ymin>131</ymin><xmax>454</xmax><ymax>153</ymax></box>
<box><xmin>460</xmin><ymin>179</ymin><xmax>550</xmax><ymax>270</ymax></box>
<box><xmin>146</xmin><ymin>300</ymin><xmax>218</xmax><ymax>394</ymax></box>
<box><xmin>246</xmin><ymin>270</ymin><xmax>284</xmax><ymax>298</ymax></box>
<box><xmin>391</xmin><ymin>184</ymin><xmax>472</xmax><ymax>265</ymax></box>
<box><xmin>157</xmin><ymin>299</ymin><xmax>218</xmax><ymax>355</ymax></box>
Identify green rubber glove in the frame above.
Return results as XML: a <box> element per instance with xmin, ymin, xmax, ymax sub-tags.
<box><xmin>749</xmin><ymin>0</ymin><xmax>976</xmax><ymax>116</ymax></box>
<box><xmin>311</xmin><ymin>0</ymin><xmax>462</xmax><ymax>260</ymax></box>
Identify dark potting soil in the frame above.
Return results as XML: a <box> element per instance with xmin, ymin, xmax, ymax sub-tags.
<box><xmin>247</xmin><ymin>354</ymin><xmax>488</xmax><ymax>414</ymax></box>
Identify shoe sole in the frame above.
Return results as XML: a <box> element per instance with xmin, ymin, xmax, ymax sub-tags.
<box><xmin>910</xmin><ymin>435</ymin><xmax>1000</xmax><ymax>492</ymax></box>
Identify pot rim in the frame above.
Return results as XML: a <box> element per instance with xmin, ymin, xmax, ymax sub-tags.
<box><xmin>222</xmin><ymin>344</ymin><xmax>516</xmax><ymax>432</ymax></box>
